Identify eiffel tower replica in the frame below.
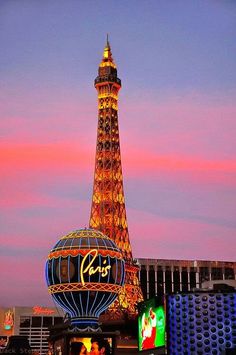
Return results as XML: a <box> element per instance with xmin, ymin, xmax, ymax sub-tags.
<box><xmin>89</xmin><ymin>37</ymin><xmax>143</xmax><ymax>320</ymax></box>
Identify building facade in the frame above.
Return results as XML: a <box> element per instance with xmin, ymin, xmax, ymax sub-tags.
<box><xmin>138</xmin><ymin>258</ymin><xmax>236</xmax><ymax>299</ymax></box>
<box><xmin>1</xmin><ymin>260</ymin><xmax>235</xmax><ymax>354</ymax></box>
<box><xmin>0</xmin><ymin>306</ymin><xmax>64</xmax><ymax>354</ymax></box>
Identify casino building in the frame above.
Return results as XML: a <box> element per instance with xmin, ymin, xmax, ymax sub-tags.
<box><xmin>1</xmin><ymin>259</ymin><xmax>236</xmax><ymax>354</ymax></box>
<box><xmin>138</xmin><ymin>258</ymin><xmax>236</xmax><ymax>299</ymax></box>
<box><xmin>0</xmin><ymin>306</ymin><xmax>64</xmax><ymax>354</ymax></box>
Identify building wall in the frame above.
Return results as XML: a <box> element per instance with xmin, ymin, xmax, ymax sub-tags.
<box><xmin>166</xmin><ymin>292</ymin><xmax>236</xmax><ymax>354</ymax></box>
<box><xmin>137</xmin><ymin>259</ymin><xmax>236</xmax><ymax>299</ymax></box>
<box><xmin>0</xmin><ymin>308</ymin><xmax>13</xmax><ymax>342</ymax></box>
<box><xmin>0</xmin><ymin>306</ymin><xmax>64</xmax><ymax>355</ymax></box>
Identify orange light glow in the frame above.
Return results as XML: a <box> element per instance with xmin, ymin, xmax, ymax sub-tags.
<box><xmin>89</xmin><ymin>40</ymin><xmax>143</xmax><ymax>318</ymax></box>
<box><xmin>48</xmin><ymin>248</ymin><xmax>123</xmax><ymax>260</ymax></box>
<box><xmin>33</xmin><ymin>306</ymin><xmax>55</xmax><ymax>315</ymax></box>
<box><xmin>4</xmin><ymin>310</ymin><xmax>14</xmax><ymax>330</ymax></box>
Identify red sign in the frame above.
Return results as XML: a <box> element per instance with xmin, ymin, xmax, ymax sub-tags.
<box><xmin>33</xmin><ymin>306</ymin><xmax>55</xmax><ymax>315</ymax></box>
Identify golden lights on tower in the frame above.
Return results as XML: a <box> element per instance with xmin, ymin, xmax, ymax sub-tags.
<box><xmin>89</xmin><ymin>38</ymin><xmax>143</xmax><ymax>318</ymax></box>
<box><xmin>100</xmin><ymin>35</ymin><xmax>116</xmax><ymax>68</ymax></box>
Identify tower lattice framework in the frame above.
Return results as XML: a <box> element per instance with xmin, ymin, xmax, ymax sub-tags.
<box><xmin>89</xmin><ymin>38</ymin><xmax>143</xmax><ymax>319</ymax></box>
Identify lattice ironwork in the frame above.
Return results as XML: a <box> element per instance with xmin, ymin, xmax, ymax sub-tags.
<box><xmin>48</xmin><ymin>282</ymin><xmax>122</xmax><ymax>294</ymax></box>
<box><xmin>61</xmin><ymin>229</ymin><xmax>106</xmax><ymax>240</ymax></box>
<box><xmin>89</xmin><ymin>38</ymin><xmax>143</xmax><ymax>319</ymax></box>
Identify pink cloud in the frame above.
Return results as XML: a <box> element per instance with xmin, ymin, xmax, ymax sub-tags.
<box><xmin>0</xmin><ymin>143</ymin><xmax>93</xmax><ymax>172</ymax></box>
<box><xmin>0</xmin><ymin>256</ymin><xmax>53</xmax><ymax>307</ymax></box>
<box><xmin>128</xmin><ymin>208</ymin><xmax>236</xmax><ymax>261</ymax></box>
<box><xmin>123</xmin><ymin>152</ymin><xmax>236</xmax><ymax>189</ymax></box>
<box><xmin>1</xmin><ymin>189</ymin><xmax>54</xmax><ymax>208</ymax></box>
<box><xmin>1</xmin><ymin>91</ymin><xmax>235</xmax><ymax>308</ymax></box>
<box><xmin>124</xmin><ymin>151</ymin><xmax>236</xmax><ymax>173</ymax></box>
<box><xmin>1</xmin><ymin>142</ymin><xmax>235</xmax><ymax>185</ymax></box>
<box><xmin>120</xmin><ymin>92</ymin><xmax>236</xmax><ymax>160</ymax></box>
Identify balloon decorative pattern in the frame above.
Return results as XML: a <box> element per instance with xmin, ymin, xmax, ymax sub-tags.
<box><xmin>45</xmin><ymin>228</ymin><xmax>125</xmax><ymax>331</ymax></box>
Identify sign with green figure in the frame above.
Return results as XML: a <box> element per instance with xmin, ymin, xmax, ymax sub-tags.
<box><xmin>138</xmin><ymin>297</ymin><xmax>166</xmax><ymax>351</ymax></box>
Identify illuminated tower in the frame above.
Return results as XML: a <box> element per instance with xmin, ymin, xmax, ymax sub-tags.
<box><xmin>89</xmin><ymin>37</ymin><xmax>143</xmax><ymax>318</ymax></box>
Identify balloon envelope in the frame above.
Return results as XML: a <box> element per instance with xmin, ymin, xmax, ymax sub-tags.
<box><xmin>45</xmin><ymin>228</ymin><xmax>125</xmax><ymax>330</ymax></box>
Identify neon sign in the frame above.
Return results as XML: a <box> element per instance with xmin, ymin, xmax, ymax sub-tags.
<box><xmin>33</xmin><ymin>306</ymin><xmax>55</xmax><ymax>315</ymax></box>
<box><xmin>80</xmin><ymin>249</ymin><xmax>111</xmax><ymax>285</ymax></box>
<box><xmin>4</xmin><ymin>310</ymin><xmax>14</xmax><ymax>330</ymax></box>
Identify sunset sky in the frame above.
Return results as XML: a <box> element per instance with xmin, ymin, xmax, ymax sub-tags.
<box><xmin>1</xmin><ymin>0</ymin><xmax>236</xmax><ymax>307</ymax></box>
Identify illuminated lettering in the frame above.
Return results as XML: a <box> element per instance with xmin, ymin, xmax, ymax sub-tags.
<box><xmin>80</xmin><ymin>249</ymin><xmax>111</xmax><ymax>285</ymax></box>
<box><xmin>33</xmin><ymin>306</ymin><xmax>55</xmax><ymax>315</ymax></box>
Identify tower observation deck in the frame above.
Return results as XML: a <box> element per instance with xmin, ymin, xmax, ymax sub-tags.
<box><xmin>89</xmin><ymin>38</ymin><xmax>143</xmax><ymax>319</ymax></box>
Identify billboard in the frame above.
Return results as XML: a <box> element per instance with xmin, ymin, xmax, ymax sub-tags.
<box><xmin>138</xmin><ymin>297</ymin><xmax>166</xmax><ymax>351</ymax></box>
<box><xmin>70</xmin><ymin>337</ymin><xmax>113</xmax><ymax>355</ymax></box>
<box><xmin>52</xmin><ymin>336</ymin><xmax>114</xmax><ymax>355</ymax></box>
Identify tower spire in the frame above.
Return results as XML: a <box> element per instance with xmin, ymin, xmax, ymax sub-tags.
<box><xmin>90</xmin><ymin>41</ymin><xmax>143</xmax><ymax>319</ymax></box>
<box><xmin>102</xmin><ymin>34</ymin><xmax>114</xmax><ymax>63</ymax></box>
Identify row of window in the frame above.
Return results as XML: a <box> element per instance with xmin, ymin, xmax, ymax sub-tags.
<box><xmin>140</xmin><ymin>267</ymin><xmax>235</xmax><ymax>299</ymax></box>
<box><xmin>19</xmin><ymin>317</ymin><xmax>63</xmax><ymax>355</ymax></box>
<box><xmin>140</xmin><ymin>265</ymin><xmax>235</xmax><ymax>276</ymax></box>
<box><xmin>20</xmin><ymin>316</ymin><xmax>63</xmax><ymax>328</ymax></box>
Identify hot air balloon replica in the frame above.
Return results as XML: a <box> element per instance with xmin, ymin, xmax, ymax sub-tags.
<box><xmin>45</xmin><ymin>228</ymin><xmax>125</xmax><ymax>331</ymax></box>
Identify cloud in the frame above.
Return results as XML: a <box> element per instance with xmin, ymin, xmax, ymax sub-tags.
<box><xmin>120</xmin><ymin>91</ymin><xmax>236</xmax><ymax>159</ymax></box>
<box><xmin>0</xmin><ymin>142</ymin><xmax>93</xmax><ymax>173</ymax></box>
<box><xmin>128</xmin><ymin>208</ymin><xmax>236</xmax><ymax>261</ymax></box>
<box><xmin>0</xmin><ymin>255</ymin><xmax>53</xmax><ymax>307</ymax></box>
<box><xmin>1</xmin><ymin>141</ymin><xmax>235</xmax><ymax>185</ymax></box>
<box><xmin>1</xmin><ymin>91</ymin><xmax>236</xmax><ymax>307</ymax></box>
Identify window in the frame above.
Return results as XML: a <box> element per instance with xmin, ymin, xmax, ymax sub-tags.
<box><xmin>157</xmin><ymin>269</ymin><xmax>164</xmax><ymax>297</ymax></box>
<box><xmin>165</xmin><ymin>269</ymin><xmax>172</xmax><ymax>294</ymax></box>
<box><xmin>43</xmin><ymin>317</ymin><xmax>52</xmax><ymax>327</ymax></box>
<box><xmin>200</xmin><ymin>267</ymin><xmax>209</xmax><ymax>283</ymax></box>
<box><xmin>140</xmin><ymin>266</ymin><xmax>147</xmax><ymax>299</ymax></box>
<box><xmin>20</xmin><ymin>317</ymin><xmax>30</xmax><ymax>328</ymax></box>
<box><xmin>148</xmin><ymin>266</ymin><xmax>156</xmax><ymax>299</ymax></box>
<box><xmin>181</xmin><ymin>268</ymin><xmax>188</xmax><ymax>292</ymax></box>
<box><xmin>54</xmin><ymin>317</ymin><xmax>63</xmax><ymax>325</ymax></box>
<box><xmin>225</xmin><ymin>268</ymin><xmax>234</xmax><ymax>280</ymax></box>
<box><xmin>190</xmin><ymin>268</ymin><xmax>196</xmax><ymax>289</ymax></box>
<box><xmin>173</xmin><ymin>269</ymin><xmax>180</xmax><ymax>293</ymax></box>
<box><xmin>211</xmin><ymin>267</ymin><xmax>223</xmax><ymax>280</ymax></box>
<box><xmin>31</xmin><ymin>317</ymin><xmax>42</xmax><ymax>327</ymax></box>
